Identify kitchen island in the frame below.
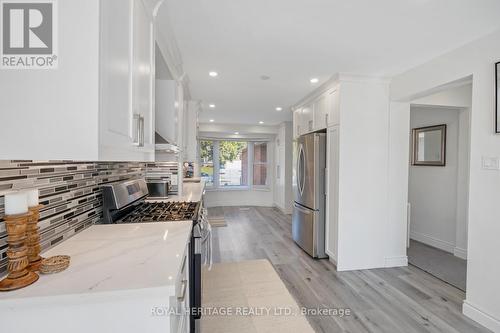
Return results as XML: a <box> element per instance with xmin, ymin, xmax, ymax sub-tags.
<box><xmin>0</xmin><ymin>222</ymin><xmax>192</xmax><ymax>333</ymax></box>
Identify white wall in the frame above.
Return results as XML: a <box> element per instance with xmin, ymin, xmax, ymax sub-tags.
<box><xmin>336</xmin><ymin>77</ymin><xmax>401</xmax><ymax>270</ymax></box>
<box><xmin>273</xmin><ymin>122</ymin><xmax>293</xmax><ymax>214</ymax></box>
<box><xmin>412</xmin><ymin>83</ymin><xmax>473</xmax><ymax>108</ymax></box>
<box><xmin>0</xmin><ymin>0</ymin><xmax>100</xmax><ymax>160</ymax></box>
<box><xmin>409</xmin><ymin>106</ymin><xmax>468</xmax><ymax>257</ymax></box>
<box><xmin>391</xmin><ymin>29</ymin><xmax>500</xmax><ymax>332</ymax></box>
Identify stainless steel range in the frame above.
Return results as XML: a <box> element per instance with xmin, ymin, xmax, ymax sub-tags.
<box><xmin>101</xmin><ymin>179</ymin><xmax>208</xmax><ymax>333</ymax></box>
<box><xmin>119</xmin><ymin>202</ymin><xmax>200</xmax><ymax>223</ymax></box>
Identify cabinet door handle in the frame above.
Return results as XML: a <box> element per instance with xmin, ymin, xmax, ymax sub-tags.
<box><xmin>177</xmin><ymin>279</ymin><xmax>188</xmax><ymax>301</ymax></box>
<box><xmin>325</xmin><ymin>113</ymin><xmax>329</xmax><ymax>126</ymax></box>
<box><xmin>138</xmin><ymin>115</ymin><xmax>145</xmax><ymax>147</ymax></box>
<box><xmin>133</xmin><ymin>114</ymin><xmax>140</xmax><ymax>145</ymax></box>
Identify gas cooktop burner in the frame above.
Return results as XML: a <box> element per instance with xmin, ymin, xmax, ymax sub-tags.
<box><xmin>119</xmin><ymin>201</ymin><xmax>199</xmax><ymax>223</ymax></box>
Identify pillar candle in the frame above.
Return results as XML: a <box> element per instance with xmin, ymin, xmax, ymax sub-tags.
<box><xmin>26</xmin><ymin>189</ymin><xmax>39</xmax><ymax>207</ymax></box>
<box><xmin>4</xmin><ymin>191</ymin><xmax>28</xmax><ymax>215</ymax></box>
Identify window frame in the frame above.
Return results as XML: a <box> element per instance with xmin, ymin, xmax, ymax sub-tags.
<box><xmin>198</xmin><ymin>139</ymin><xmax>271</xmax><ymax>191</ymax></box>
<box><xmin>251</xmin><ymin>141</ymin><xmax>269</xmax><ymax>188</ymax></box>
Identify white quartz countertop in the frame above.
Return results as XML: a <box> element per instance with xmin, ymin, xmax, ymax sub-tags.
<box><xmin>0</xmin><ymin>221</ymin><xmax>192</xmax><ymax>300</ymax></box>
<box><xmin>148</xmin><ymin>180</ymin><xmax>205</xmax><ymax>203</ymax></box>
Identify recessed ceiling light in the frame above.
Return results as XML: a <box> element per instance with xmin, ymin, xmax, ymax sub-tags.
<box><xmin>209</xmin><ymin>119</ymin><xmax>215</xmax><ymax>122</ymax></box>
<box><xmin>310</xmin><ymin>78</ymin><xmax>319</xmax><ymax>84</ymax></box>
<box><xmin>275</xmin><ymin>107</ymin><xmax>283</xmax><ymax>111</ymax></box>
<box><xmin>259</xmin><ymin>121</ymin><xmax>264</xmax><ymax>124</ymax></box>
<box><xmin>209</xmin><ymin>104</ymin><xmax>215</xmax><ymax>108</ymax></box>
<box><xmin>209</xmin><ymin>71</ymin><xmax>218</xmax><ymax>77</ymax></box>
<box><xmin>234</xmin><ymin>132</ymin><xmax>239</xmax><ymax>135</ymax></box>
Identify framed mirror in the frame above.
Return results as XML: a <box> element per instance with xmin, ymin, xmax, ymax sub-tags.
<box><xmin>496</xmin><ymin>62</ymin><xmax>500</xmax><ymax>133</ymax></box>
<box><xmin>412</xmin><ymin>124</ymin><xmax>447</xmax><ymax>166</ymax></box>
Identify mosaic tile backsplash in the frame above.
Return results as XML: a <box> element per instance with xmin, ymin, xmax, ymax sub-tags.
<box><xmin>0</xmin><ymin>160</ymin><xmax>178</xmax><ymax>275</ymax></box>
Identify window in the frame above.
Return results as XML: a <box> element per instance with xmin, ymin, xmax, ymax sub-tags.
<box><xmin>198</xmin><ymin>140</ymin><xmax>269</xmax><ymax>190</ymax></box>
<box><xmin>219</xmin><ymin>141</ymin><xmax>248</xmax><ymax>187</ymax></box>
<box><xmin>200</xmin><ymin>140</ymin><xmax>214</xmax><ymax>187</ymax></box>
<box><xmin>253</xmin><ymin>142</ymin><xmax>268</xmax><ymax>186</ymax></box>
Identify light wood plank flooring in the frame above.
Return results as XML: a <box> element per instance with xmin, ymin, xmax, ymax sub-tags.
<box><xmin>207</xmin><ymin>206</ymin><xmax>489</xmax><ymax>333</ymax></box>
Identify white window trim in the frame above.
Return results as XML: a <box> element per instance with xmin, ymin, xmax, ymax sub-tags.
<box><xmin>251</xmin><ymin>142</ymin><xmax>270</xmax><ymax>189</ymax></box>
<box><xmin>199</xmin><ymin>139</ymin><xmax>271</xmax><ymax>191</ymax></box>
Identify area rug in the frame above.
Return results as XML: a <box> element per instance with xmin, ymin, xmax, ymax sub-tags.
<box><xmin>201</xmin><ymin>259</ymin><xmax>314</xmax><ymax>333</ymax></box>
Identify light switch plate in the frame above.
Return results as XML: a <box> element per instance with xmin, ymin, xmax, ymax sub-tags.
<box><xmin>481</xmin><ymin>156</ymin><xmax>500</xmax><ymax>170</ymax></box>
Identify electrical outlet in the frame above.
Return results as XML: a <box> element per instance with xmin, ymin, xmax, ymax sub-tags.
<box><xmin>482</xmin><ymin>156</ymin><xmax>500</xmax><ymax>170</ymax></box>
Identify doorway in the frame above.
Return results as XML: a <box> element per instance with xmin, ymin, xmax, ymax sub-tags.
<box><xmin>406</xmin><ymin>82</ymin><xmax>472</xmax><ymax>291</ymax></box>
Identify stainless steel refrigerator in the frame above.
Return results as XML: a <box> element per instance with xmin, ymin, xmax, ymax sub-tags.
<box><xmin>292</xmin><ymin>132</ymin><xmax>327</xmax><ymax>258</ymax></box>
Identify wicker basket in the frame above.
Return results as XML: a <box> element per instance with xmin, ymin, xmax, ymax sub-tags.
<box><xmin>40</xmin><ymin>255</ymin><xmax>70</xmax><ymax>274</ymax></box>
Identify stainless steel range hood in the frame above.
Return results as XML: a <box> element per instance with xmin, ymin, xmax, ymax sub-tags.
<box><xmin>155</xmin><ymin>132</ymin><xmax>181</xmax><ymax>153</ymax></box>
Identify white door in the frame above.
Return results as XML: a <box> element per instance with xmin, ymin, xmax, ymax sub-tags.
<box><xmin>293</xmin><ymin>108</ymin><xmax>302</xmax><ymax>139</ymax></box>
<box><xmin>301</xmin><ymin>104</ymin><xmax>314</xmax><ymax>134</ymax></box>
<box><xmin>132</xmin><ymin>0</ymin><xmax>155</xmax><ymax>153</ymax></box>
<box><xmin>326</xmin><ymin>89</ymin><xmax>339</xmax><ymax>127</ymax></box>
<box><xmin>313</xmin><ymin>93</ymin><xmax>328</xmax><ymax>130</ymax></box>
<box><xmin>325</xmin><ymin>126</ymin><xmax>339</xmax><ymax>262</ymax></box>
<box><xmin>99</xmin><ymin>0</ymin><xmax>136</xmax><ymax>160</ymax></box>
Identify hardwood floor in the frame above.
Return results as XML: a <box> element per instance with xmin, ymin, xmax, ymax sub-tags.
<box><xmin>208</xmin><ymin>206</ymin><xmax>490</xmax><ymax>333</ymax></box>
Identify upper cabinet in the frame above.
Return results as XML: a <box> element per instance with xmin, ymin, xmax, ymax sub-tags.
<box><xmin>100</xmin><ymin>0</ymin><xmax>154</xmax><ymax>161</ymax></box>
<box><xmin>301</xmin><ymin>104</ymin><xmax>314</xmax><ymax>134</ymax></box>
<box><xmin>292</xmin><ymin>86</ymin><xmax>340</xmax><ymax>139</ymax></box>
<box><xmin>313</xmin><ymin>93</ymin><xmax>328</xmax><ymax>130</ymax></box>
<box><xmin>293</xmin><ymin>108</ymin><xmax>302</xmax><ymax>138</ymax></box>
<box><xmin>0</xmin><ymin>0</ymin><xmax>155</xmax><ymax>161</ymax></box>
<box><xmin>183</xmin><ymin>101</ymin><xmax>200</xmax><ymax>162</ymax></box>
<box><xmin>132</xmin><ymin>0</ymin><xmax>155</xmax><ymax>150</ymax></box>
<box><xmin>326</xmin><ymin>88</ymin><xmax>339</xmax><ymax>127</ymax></box>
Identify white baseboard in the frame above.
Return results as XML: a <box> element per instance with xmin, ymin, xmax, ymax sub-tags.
<box><xmin>410</xmin><ymin>231</ymin><xmax>455</xmax><ymax>253</ymax></box>
<box><xmin>454</xmin><ymin>247</ymin><xmax>468</xmax><ymax>260</ymax></box>
<box><xmin>463</xmin><ymin>300</ymin><xmax>500</xmax><ymax>332</ymax></box>
<box><xmin>385</xmin><ymin>256</ymin><xmax>408</xmax><ymax>268</ymax></box>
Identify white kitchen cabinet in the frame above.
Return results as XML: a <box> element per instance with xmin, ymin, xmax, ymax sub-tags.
<box><xmin>99</xmin><ymin>0</ymin><xmax>155</xmax><ymax>161</ymax></box>
<box><xmin>326</xmin><ymin>89</ymin><xmax>339</xmax><ymax>127</ymax></box>
<box><xmin>292</xmin><ymin>108</ymin><xmax>300</xmax><ymax>139</ymax></box>
<box><xmin>301</xmin><ymin>104</ymin><xmax>314</xmax><ymax>134</ymax></box>
<box><xmin>132</xmin><ymin>0</ymin><xmax>155</xmax><ymax>150</ymax></box>
<box><xmin>99</xmin><ymin>0</ymin><xmax>154</xmax><ymax>161</ymax></box>
<box><xmin>183</xmin><ymin>101</ymin><xmax>200</xmax><ymax>162</ymax></box>
<box><xmin>325</xmin><ymin>125</ymin><xmax>339</xmax><ymax>263</ymax></box>
<box><xmin>0</xmin><ymin>0</ymin><xmax>155</xmax><ymax>161</ymax></box>
<box><xmin>171</xmin><ymin>244</ymin><xmax>190</xmax><ymax>333</ymax></box>
<box><xmin>313</xmin><ymin>93</ymin><xmax>328</xmax><ymax>130</ymax></box>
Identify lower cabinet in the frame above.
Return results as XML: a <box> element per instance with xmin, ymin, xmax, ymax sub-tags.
<box><xmin>171</xmin><ymin>244</ymin><xmax>190</xmax><ymax>333</ymax></box>
<box><xmin>325</xmin><ymin>125</ymin><xmax>339</xmax><ymax>262</ymax></box>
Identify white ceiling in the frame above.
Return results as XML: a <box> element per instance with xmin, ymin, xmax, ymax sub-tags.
<box><xmin>158</xmin><ymin>0</ymin><xmax>500</xmax><ymax>125</ymax></box>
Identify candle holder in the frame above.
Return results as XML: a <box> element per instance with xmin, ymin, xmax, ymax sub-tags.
<box><xmin>0</xmin><ymin>212</ymin><xmax>39</xmax><ymax>291</ymax></box>
<box><xmin>27</xmin><ymin>205</ymin><xmax>44</xmax><ymax>271</ymax></box>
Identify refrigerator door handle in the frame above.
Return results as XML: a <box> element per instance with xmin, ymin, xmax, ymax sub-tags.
<box><xmin>294</xmin><ymin>203</ymin><xmax>312</xmax><ymax>215</ymax></box>
<box><xmin>297</xmin><ymin>144</ymin><xmax>305</xmax><ymax>196</ymax></box>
